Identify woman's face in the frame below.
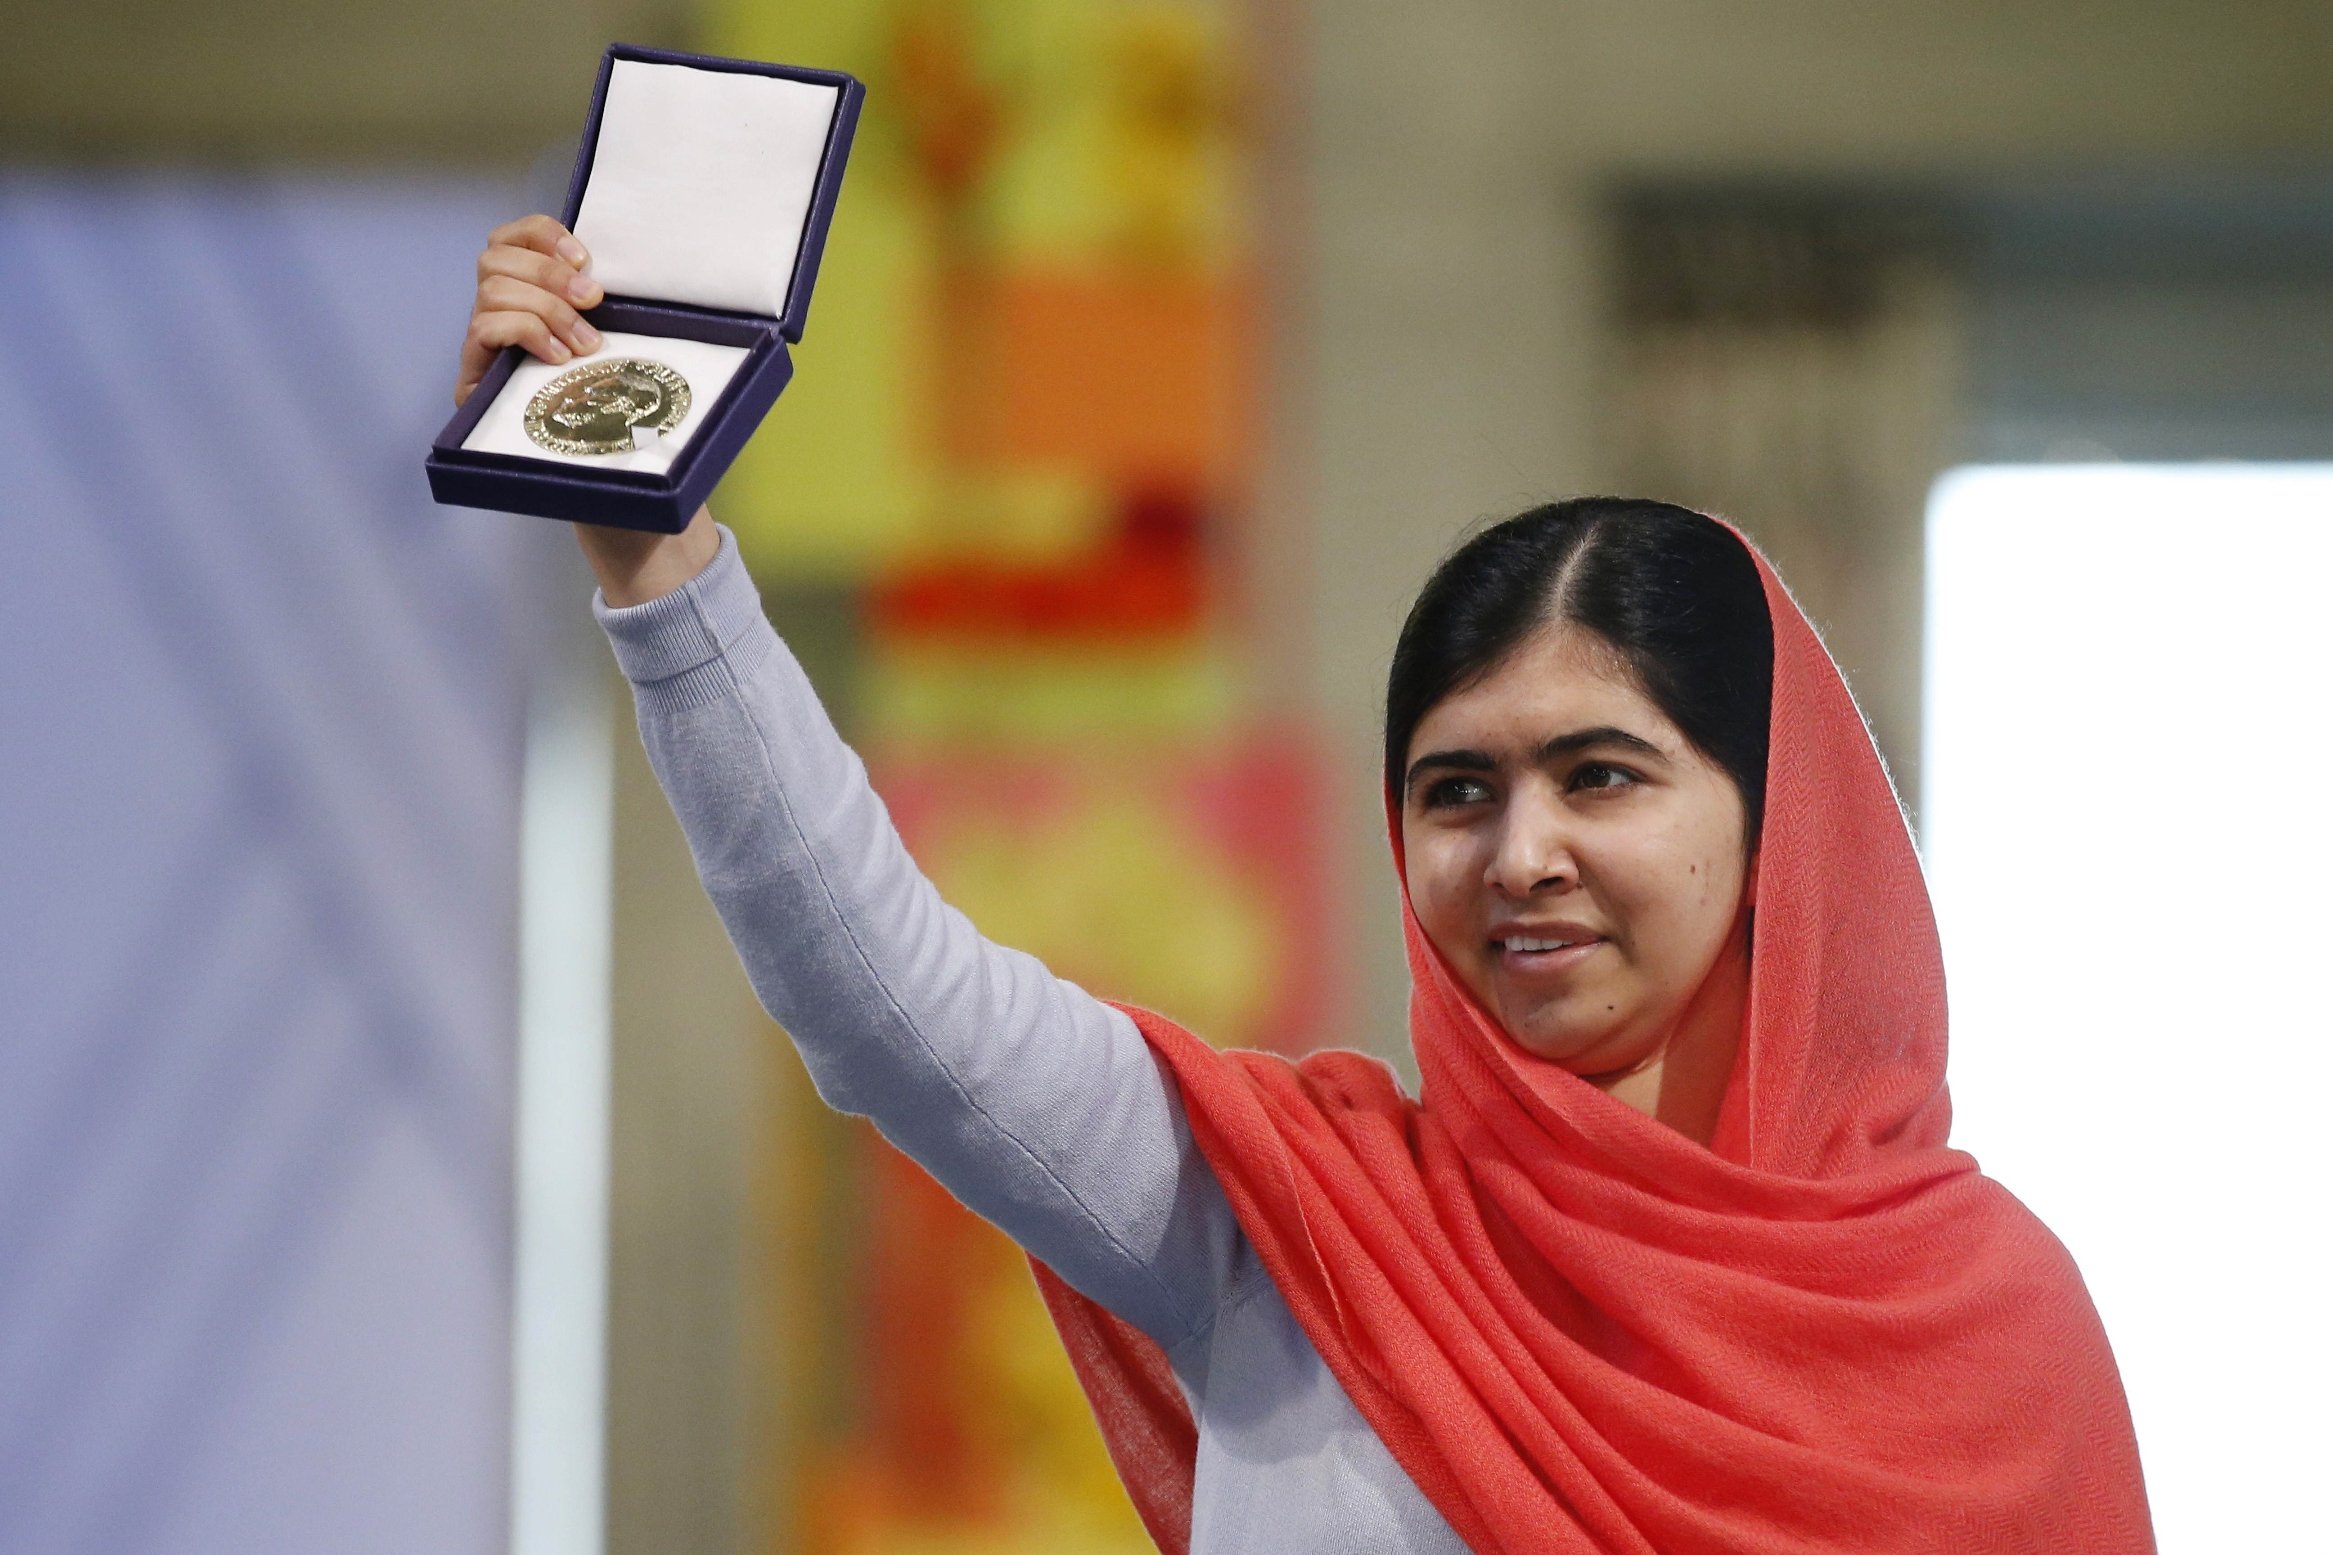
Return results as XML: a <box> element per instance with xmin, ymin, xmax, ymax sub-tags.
<box><xmin>1398</xmin><ymin>622</ymin><xmax>1757</xmax><ymax>1079</ymax></box>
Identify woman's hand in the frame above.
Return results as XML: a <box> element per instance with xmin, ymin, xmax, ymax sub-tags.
<box><xmin>454</xmin><ymin>213</ymin><xmax>605</xmax><ymax>408</ymax></box>
<box><xmin>455</xmin><ymin>213</ymin><xmax>718</xmax><ymax>606</ymax></box>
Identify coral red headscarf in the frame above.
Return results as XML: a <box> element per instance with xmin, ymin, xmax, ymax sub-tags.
<box><xmin>1028</xmin><ymin>511</ymin><xmax>2155</xmax><ymax>1553</ymax></box>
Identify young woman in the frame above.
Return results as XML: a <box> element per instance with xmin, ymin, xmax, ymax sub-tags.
<box><xmin>460</xmin><ymin>216</ymin><xmax>2156</xmax><ymax>1554</ymax></box>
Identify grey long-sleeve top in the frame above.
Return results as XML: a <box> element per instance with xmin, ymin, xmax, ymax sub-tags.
<box><xmin>593</xmin><ymin>527</ymin><xmax>1469</xmax><ymax>1554</ymax></box>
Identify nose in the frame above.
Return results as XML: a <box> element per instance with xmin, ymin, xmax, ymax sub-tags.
<box><xmin>1483</xmin><ymin>780</ymin><xmax>1575</xmax><ymax>898</ymax></box>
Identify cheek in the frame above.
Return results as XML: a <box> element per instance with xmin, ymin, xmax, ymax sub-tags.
<box><xmin>1607</xmin><ymin>839</ymin><xmax>1718</xmax><ymax>945</ymax></box>
<box><xmin>1651</xmin><ymin>842</ymin><xmax>1744</xmax><ymax>949</ymax></box>
<box><xmin>1401</xmin><ymin>833</ymin><xmax>1482</xmax><ymax>942</ymax></box>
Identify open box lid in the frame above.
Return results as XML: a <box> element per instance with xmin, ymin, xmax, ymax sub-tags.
<box><xmin>562</xmin><ymin>44</ymin><xmax>862</xmax><ymax>340</ymax></box>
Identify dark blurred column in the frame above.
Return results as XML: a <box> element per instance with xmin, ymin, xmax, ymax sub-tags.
<box><xmin>603</xmin><ymin>661</ymin><xmax>761</xmax><ymax>1555</ymax></box>
<box><xmin>602</xmin><ymin>577</ymin><xmax>864</xmax><ymax>1555</ymax></box>
<box><xmin>1604</xmin><ymin>196</ymin><xmax>1965</xmax><ymax>841</ymax></box>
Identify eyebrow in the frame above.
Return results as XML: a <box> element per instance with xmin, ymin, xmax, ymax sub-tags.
<box><xmin>1403</xmin><ymin>725</ymin><xmax>1668</xmax><ymax>796</ymax></box>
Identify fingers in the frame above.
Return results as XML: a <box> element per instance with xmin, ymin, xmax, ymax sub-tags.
<box><xmin>455</xmin><ymin>309</ymin><xmax>574</xmax><ymax>407</ymax></box>
<box><xmin>488</xmin><ymin>213</ymin><xmax>591</xmax><ymax>268</ymax></box>
<box><xmin>478</xmin><ymin>243</ymin><xmax>604</xmax><ymax>313</ymax></box>
<box><xmin>454</xmin><ymin>213</ymin><xmax>605</xmax><ymax>406</ymax></box>
<box><xmin>477</xmin><ymin>272</ymin><xmax>601</xmax><ymax>355</ymax></box>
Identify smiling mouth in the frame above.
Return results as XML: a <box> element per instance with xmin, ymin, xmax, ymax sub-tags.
<box><xmin>1492</xmin><ymin>938</ymin><xmax>1604</xmax><ymax>976</ymax></box>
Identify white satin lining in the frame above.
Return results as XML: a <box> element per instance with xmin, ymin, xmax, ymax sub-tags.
<box><xmin>570</xmin><ymin>59</ymin><xmax>839</xmax><ymax>318</ymax></box>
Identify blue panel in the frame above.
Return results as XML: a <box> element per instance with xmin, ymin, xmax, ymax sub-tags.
<box><xmin>0</xmin><ymin>172</ymin><xmax>561</xmax><ymax>1555</ymax></box>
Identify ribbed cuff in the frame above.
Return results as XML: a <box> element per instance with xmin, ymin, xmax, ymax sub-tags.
<box><xmin>590</xmin><ymin>523</ymin><xmax>769</xmax><ymax>693</ymax></box>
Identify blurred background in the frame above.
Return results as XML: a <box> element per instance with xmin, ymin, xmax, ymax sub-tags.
<box><xmin>3</xmin><ymin>2</ymin><xmax>2329</xmax><ymax>1552</ymax></box>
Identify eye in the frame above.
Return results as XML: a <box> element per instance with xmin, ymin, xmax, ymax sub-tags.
<box><xmin>1421</xmin><ymin>775</ymin><xmax>1492</xmax><ymax>810</ymax></box>
<box><xmin>1571</xmin><ymin>762</ymin><xmax>1639</xmax><ymax>792</ymax></box>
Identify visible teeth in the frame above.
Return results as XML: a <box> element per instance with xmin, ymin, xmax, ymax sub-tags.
<box><xmin>1504</xmin><ymin>937</ymin><xmax>1576</xmax><ymax>952</ymax></box>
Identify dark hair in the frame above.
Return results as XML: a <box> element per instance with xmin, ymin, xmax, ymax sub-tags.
<box><xmin>1384</xmin><ymin>497</ymin><xmax>1774</xmax><ymax>861</ymax></box>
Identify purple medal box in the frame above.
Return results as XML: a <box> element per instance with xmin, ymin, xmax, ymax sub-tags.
<box><xmin>425</xmin><ymin>42</ymin><xmax>863</xmax><ymax>533</ymax></box>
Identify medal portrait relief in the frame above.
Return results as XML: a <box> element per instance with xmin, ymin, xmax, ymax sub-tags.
<box><xmin>524</xmin><ymin>356</ymin><xmax>692</xmax><ymax>455</ymax></box>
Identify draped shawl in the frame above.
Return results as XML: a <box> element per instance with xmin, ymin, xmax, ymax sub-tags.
<box><xmin>1028</xmin><ymin>511</ymin><xmax>2154</xmax><ymax>1553</ymax></box>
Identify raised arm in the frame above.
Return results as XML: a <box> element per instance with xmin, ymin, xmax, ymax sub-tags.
<box><xmin>459</xmin><ymin>214</ymin><xmax>1245</xmax><ymax>1352</ymax></box>
<box><xmin>590</xmin><ymin>521</ymin><xmax>1240</xmax><ymax>1351</ymax></box>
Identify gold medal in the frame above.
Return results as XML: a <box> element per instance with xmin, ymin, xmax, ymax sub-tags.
<box><xmin>523</xmin><ymin>356</ymin><xmax>693</xmax><ymax>456</ymax></box>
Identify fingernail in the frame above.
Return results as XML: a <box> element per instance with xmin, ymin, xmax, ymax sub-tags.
<box><xmin>545</xmin><ymin>339</ymin><xmax>571</xmax><ymax>363</ymax></box>
<box><xmin>557</xmin><ymin>236</ymin><xmax>588</xmax><ymax>265</ymax></box>
<box><xmin>568</xmin><ymin>272</ymin><xmax>600</xmax><ymax>304</ymax></box>
<box><xmin>574</xmin><ymin>323</ymin><xmax>601</xmax><ymax>351</ymax></box>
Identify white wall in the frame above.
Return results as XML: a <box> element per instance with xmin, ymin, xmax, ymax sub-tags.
<box><xmin>1923</xmin><ymin>463</ymin><xmax>2333</xmax><ymax>1550</ymax></box>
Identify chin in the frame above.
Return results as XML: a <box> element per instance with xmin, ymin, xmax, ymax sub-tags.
<box><xmin>1502</xmin><ymin>1008</ymin><xmax>1650</xmax><ymax>1073</ymax></box>
<box><xmin>1500</xmin><ymin>1014</ymin><xmax>1604</xmax><ymax>1068</ymax></box>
